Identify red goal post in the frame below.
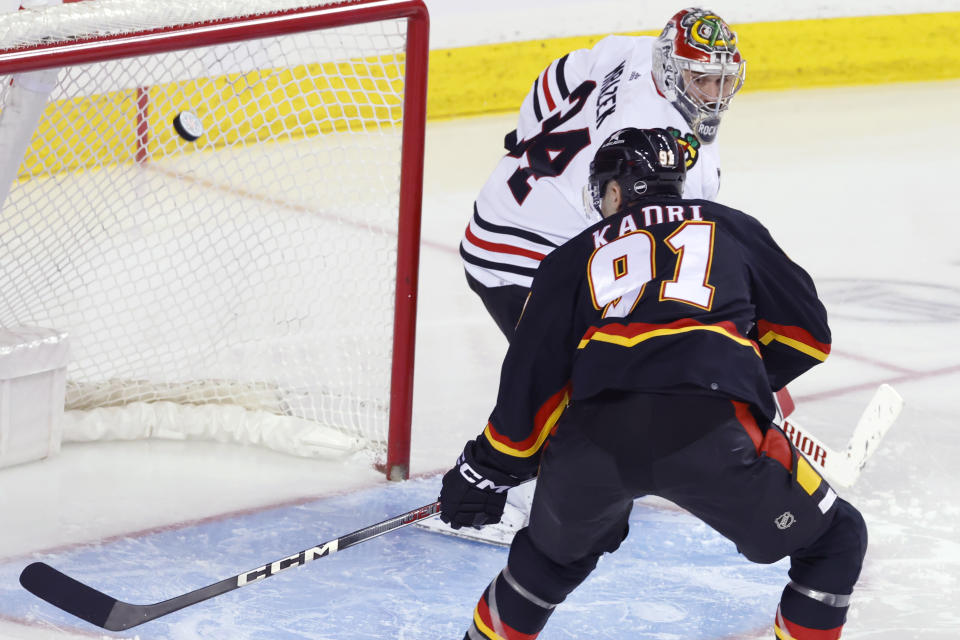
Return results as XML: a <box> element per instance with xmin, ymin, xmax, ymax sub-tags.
<box><xmin>0</xmin><ymin>0</ymin><xmax>429</xmax><ymax>480</ymax></box>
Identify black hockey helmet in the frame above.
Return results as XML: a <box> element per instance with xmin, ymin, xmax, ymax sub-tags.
<box><xmin>586</xmin><ymin>127</ymin><xmax>685</xmax><ymax>215</ymax></box>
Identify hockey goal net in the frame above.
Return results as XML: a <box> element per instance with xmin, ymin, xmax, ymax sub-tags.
<box><xmin>0</xmin><ymin>0</ymin><xmax>429</xmax><ymax>480</ymax></box>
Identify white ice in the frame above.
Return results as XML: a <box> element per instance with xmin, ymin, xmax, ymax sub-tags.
<box><xmin>1</xmin><ymin>80</ymin><xmax>959</xmax><ymax>639</ymax></box>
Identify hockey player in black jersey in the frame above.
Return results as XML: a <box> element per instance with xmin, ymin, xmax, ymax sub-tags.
<box><xmin>439</xmin><ymin>128</ymin><xmax>867</xmax><ymax>640</ymax></box>
<box><xmin>434</xmin><ymin>6</ymin><xmax>751</xmax><ymax>547</ymax></box>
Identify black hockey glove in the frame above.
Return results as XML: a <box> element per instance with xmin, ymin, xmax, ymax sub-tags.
<box><xmin>439</xmin><ymin>439</ymin><xmax>521</xmax><ymax>529</ymax></box>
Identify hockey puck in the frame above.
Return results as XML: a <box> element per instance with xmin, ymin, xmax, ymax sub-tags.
<box><xmin>173</xmin><ymin>110</ymin><xmax>204</xmax><ymax>142</ymax></box>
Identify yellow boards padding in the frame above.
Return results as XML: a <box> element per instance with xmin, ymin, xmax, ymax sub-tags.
<box><xmin>20</xmin><ymin>55</ymin><xmax>406</xmax><ymax>178</ymax></box>
<box><xmin>17</xmin><ymin>12</ymin><xmax>960</xmax><ymax>175</ymax></box>
<box><xmin>425</xmin><ymin>12</ymin><xmax>960</xmax><ymax>120</ymax></box>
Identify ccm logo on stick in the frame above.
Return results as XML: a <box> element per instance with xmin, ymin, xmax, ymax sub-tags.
<box><xmin>237</xmin><ymin>541</ymin><xmax>339</xmax><ymax>585</ymax></box>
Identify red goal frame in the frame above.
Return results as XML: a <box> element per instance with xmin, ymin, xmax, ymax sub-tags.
<box><xmin>0</xmin><ymin>0</ymin><xmax>429</xmax><ymax>481</ymax></box>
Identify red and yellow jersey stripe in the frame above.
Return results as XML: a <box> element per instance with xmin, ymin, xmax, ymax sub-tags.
<box><xmin>757</xmin><ymin>319</ymin><xmax>831</xmax><ymax>362</ymax></box>
<box><xmin>483</xmin><ymin>384</ymin><xmax>571</xmax><ymax>459</ymax></box>
<box><xmin>578</xmin><ymin>318</ymin><xmax>761</xmax><ymax>357</ymax></box>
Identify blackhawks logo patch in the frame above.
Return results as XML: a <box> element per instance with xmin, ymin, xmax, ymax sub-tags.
<box><xmin>681</xmin><ymin>10</ymin><xmax>738</xmax><ymax>55</ymax></box>
<box><xmin>666</xmin><ymin>126</ymin><xmax>701</xmax><ymax>170</ymax></box>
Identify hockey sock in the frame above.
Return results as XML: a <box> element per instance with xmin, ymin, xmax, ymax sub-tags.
<box><xmin>774</xmin><ymin>582</ymin><xmax>849</xmax><ymax>639</ymax></box>
<box><xmin>507</xmin><ymin>527</ymin><xmax>601</xmax><ymax>603</ymax></box>
<box><xmin>775</xmin><ymin>499</ymin><xmax>867</xmax><ymax>638</ymax></box>
<box><xmin>462</xmin><ymin>527</ymin><xmax>602</xmax><ymax>639</ymax></box>
<box><xmin>463</xmin><ymin>566</ymin><xmax>558</xmax><ymax>640</ymax></box>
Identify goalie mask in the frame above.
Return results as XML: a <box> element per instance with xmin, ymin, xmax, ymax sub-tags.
<box><xmin>586</xmin><ymin>127</ymin><xmax>686</xmax><ymax>216</ymax></box>
<box><xmin>652</xmin><ymin>7</ymin><xmax>745</xmax><ymax>144</ymax></box>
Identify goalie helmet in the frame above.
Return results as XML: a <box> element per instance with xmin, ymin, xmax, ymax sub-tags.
<box><xmin>652</xmin><ymin>7</ymin><xmax>745</xmax><ymax>144</ymax></box>
<box><xmin>586</xmin><ymin>127</ymin><xmax>686</xmax><ymax>216</ymax></box>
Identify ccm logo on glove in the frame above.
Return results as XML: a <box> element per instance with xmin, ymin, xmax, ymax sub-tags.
<box><xmin>439</xmin><ymin>439</ymin><xmax>521</xmax><ymax>529</ymax></box>
<box><xmin>458</xmin><ymin>454</ymin><xmax>512</xmax><ymax>493</ymax></box>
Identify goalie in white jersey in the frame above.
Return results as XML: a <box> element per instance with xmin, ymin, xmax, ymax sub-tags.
<box><xmin>443</xmin><ymin>7</ymin><xmax>747</xmax><ymax>545</ymax></box>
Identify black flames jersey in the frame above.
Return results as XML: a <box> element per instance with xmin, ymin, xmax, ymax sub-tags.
<box><xmin>478</xmin><ymin>197</ymin><xmax>831</xmax><ymax>477</ymax></box>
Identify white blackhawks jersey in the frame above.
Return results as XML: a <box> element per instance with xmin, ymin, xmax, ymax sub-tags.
<box><xmin>462</xmin><ymin>35</ymin><xmax>723</xmax><ymax>288</ymax></box>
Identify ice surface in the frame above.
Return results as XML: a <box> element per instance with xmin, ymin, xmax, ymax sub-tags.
<box><xmin>1</xmin><ymin>80</ymin><xmax>959</xmax><ymax>638</ymax></box>
<box><xmin>0</xmin><ymin>482</ymin><xmax>787</xmax><ymax>639</ymax></box>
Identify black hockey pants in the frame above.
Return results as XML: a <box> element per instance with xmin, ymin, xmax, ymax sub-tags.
<box><xmin>465</xmin><ymin>390</ymin><xmax>866</xmax><ymax>639</ymax></box>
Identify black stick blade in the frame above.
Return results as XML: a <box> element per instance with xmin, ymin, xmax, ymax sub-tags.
<box><xmin>19</xmin><ymin>562</ymin><xmax>119</xmax><ymax>629</ymax></box>
<box><xmin>16</xmin><ymin>500</ymin><xmax>444</xmax><ymax>631</ymax></box>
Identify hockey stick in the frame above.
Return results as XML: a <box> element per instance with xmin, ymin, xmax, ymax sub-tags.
<box><xmin>779</xmin><ymin>383</ymin><xmax>904</xmax><ymax>487</ymax></box>
<box><xmin>19</xmin><ymin>501</ymin><xmax>441</xmax><ymax>631</ymax></box>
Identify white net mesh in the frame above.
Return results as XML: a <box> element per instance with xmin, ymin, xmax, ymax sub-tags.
<box><xmin>0</xmin><ymin>1</ymin><xmax>417</xmax><ymax>463</ymax></box>
<box><xmin>0</xmin><ymin>0</ymin><xmax>345</xmax><ymax>49</ymax></box>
